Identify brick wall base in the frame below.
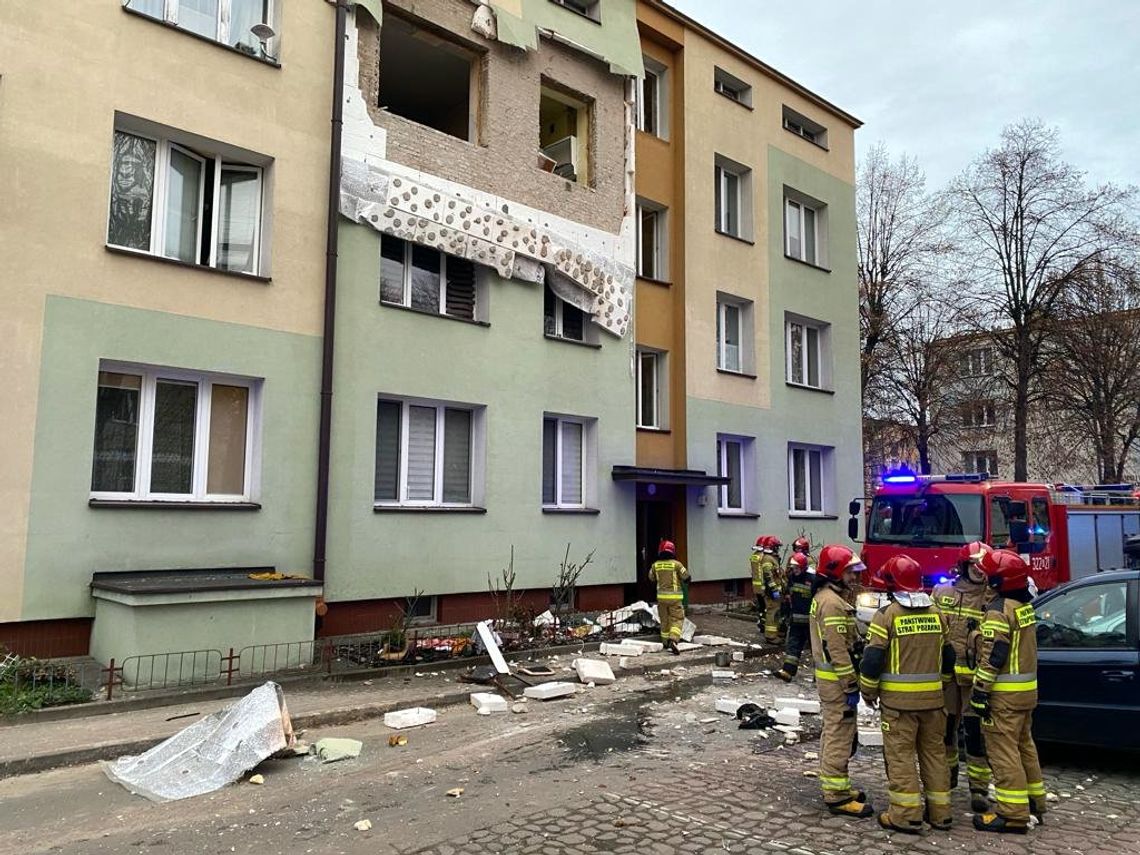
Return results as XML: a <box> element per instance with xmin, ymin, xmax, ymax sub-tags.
<box><xmin>0</xmin><ymin>618</ymin><xmax>93</xmax><ymax>659</ymax></box>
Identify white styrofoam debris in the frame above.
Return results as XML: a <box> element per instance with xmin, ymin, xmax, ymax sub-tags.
<box><xmin>774</xmin><ymin>698</ymin><xmax>821</xmax><ymax>715</ymax></box>
<box><xmin>859</xmin><ymin>728</ymin><xmax>884</xmax><ymax>747</ymax></box>
<box><xmin>715</xmin><ymin>697</ymin><xmax>750</xmax><ymax>715</ymax></box>
<box><xmin>523</xmin><ymin>682</ymin><xmax>577</xmax><ymax>701</ymax></box>
<box><xmin>383</xmin><ymin>707</ymin><xmax>437</xmax><ymax>730</ymax></box>
<box><xmin>774</xmin><ymin>724</ymin><xmax>803</xmax><ymax>734</ymax></box>
<box><xmin>600</xmin><ymin>642</ymin><xmax>644</xmax><ymax>656</ymax></box>
<box><xmin>532</xmin><ymin>610</ymin><xmax>555</xmax><ymax>627</ymax></box>
<box><xmin>692</xmin><ymin>634</ymin><xmax>732</xmax><ymax>646</ymax></box>
<box><xmin>726</xmin><ymin>640</ymin><xmax>748</xmax><ymax>648</ymax></box>
<box><xmin>573</xmin><ymin>658</ymin><xmax>616</xmax><ymax>686</ymax></box>
<box><xmin>680</xmin><ymin>619</ymin><xmax>697</xmax><ymax>642</ymax></box>
<box><xmin>731</xmin><ymin>651</ymin><xmax>745</xmax><ymax>662</ymax></box>
<box><xmin>469</xmin><ymin>692</ymin><xmax>508</xmax><ymax>714</ymax></box>
<box><xmin>622</xmin><ymin>640</ymin><xmax>664</xmax><ymax>653</ymax></box>
<box><xmin>711</xmin><ymin>670</ymin><xmax>737</xmax><ymax>681</ymax></box>
<box><xmin>674</xmin><ymin>642</ymin><xmax>703</xmax><ymax>652</ymax></box>
<box><xmin>475</xmin><ymin>620</ymin><xmax>510</xmax><ymax>675</ymax></box>
<box><xmin>771</xmin><ymin>708</ymin><xmax>801</xmax><ymax>726</ymax></box>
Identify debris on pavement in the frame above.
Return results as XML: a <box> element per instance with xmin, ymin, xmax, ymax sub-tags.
<box><xmin>773</xmin><ymin>697</ymin><xmax>820</xmax><ymax>714</ymax></box>
<box><xmin>599</xmin><ymin>642</ymin><xmax>644</xmax><ymax>657</ymax></box>
<box><xmin>517</xmin><ymin>663</ymin><xmax>556</xmax><ymax>677</ymax></box>
<box><xmin>680</xmin><ymin>619</ymin><xmax>697</xmax><ymax>642</ymax></box>
<box><xmin>102</xmin><ymin>681</ymin><xmax>294</xmax><ymax>802</ymax></box>
<box><xmin>711</xmin><ymin>669</ymin><xmax>737</xmax><ymax>681</ymax></box>
<box><xmin>387</xmin><ymin>735</ymin><xmax>408</xmax><ymax>747</ymax></box>
<box><xmin>475</xmin><ymin>621</ymin><xmax>510</xmax><ymax>674</ymax></box>
<box><xmin>248</xmin><ymin>774</ymin><xmax>264</xmax><ymax>785</ymax></box>
<box><xmin>354</xmin><ymin>819</ymin><xmax>372</xmax><ymax>831</ymax></box>
<box><xmin>511</xmin><ymin>702</ymin><xmax>528</xmax><ymax>714</ymax></box>
<box><xmin>313</xmin><ymin>737</ymin><xmax>364</xmax><ymax>763</ymax></box>
<box><xmin>771</xmin><ymin>708</ymin><xmax>801</xmax><ymax>726</ymax></box>
<box><xmin>469</xmin><ymin>692</ymin><xmax>509</xmax><ymax>714</ymax></box>
<box><xmin>573</xmin><ymin>658</ymin><xmax>616</xmax><ymax>685</ymax></box>
<box><xmin>858</xmin><ymin>728</ymin><xmax>884</xmax><ymax>747</ymax></box>
<box><xmin>692</xmin><ymin>634</ymin><xmax>732</xmax><ymax>646</ymax></box>
<box><xmin>446</xmin><ymin>787</ymin><xmax>465</xmax><ymax>797</ymax></box>
<box><xmin>523</xmin><ymin>682</ymin><xmax>577</xmax><ymax>701</ymax></box>
<box><xmin>674</xmin><ymin>642</ymin><xmax>703</xmax><ymax>652</ymax></box>
<box><xmin>384</xmin><ymin>707</ymin><xmax>437</xmax><ymax>729</ymax></box>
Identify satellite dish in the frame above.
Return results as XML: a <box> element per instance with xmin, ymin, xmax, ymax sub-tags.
<box><xmin>250</xmin><ymin>23</ymin><xmax>276</xmax><ymax>41</ymax></box>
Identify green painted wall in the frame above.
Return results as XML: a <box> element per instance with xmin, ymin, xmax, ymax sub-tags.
<box><xmin>325</xmin><ymin>223</ymin><xmax>637</xmax><ymax>602</ymax></box>
<box><xmin>22</xmin><ymin>296</ymin><xmax>321</xmax><ymax>619</ymax></box>
<box><xmin>494</xmin><ymin>0</ymin><xmax>643</xmax><ymax>77</ymax></box>
<box><xmin>684</xmin><ymin>149</ymin><xmax>862</xmax><ymax>581</ymax></box>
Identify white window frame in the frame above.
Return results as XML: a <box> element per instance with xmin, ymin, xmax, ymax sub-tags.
<box><xmin>964</xmin><ymin>451</ymin><xmax>998</xmax><ymax>476</ymax></box>
<box><xmin>543</xmin><ymin>415</ymin><xmax>594</xmax><ymax>509</ymax></box>
<box><xmin>90</xmin><ymin>362</ymin><xmax>261</xmax><ymax>503</ymax></box>
<box><xmin>380</xmin><ymin>237</ymin><xmax>476</xmax><ymax>319</ymax></box>
<box><xmin>715</xmin><ymin>164</ymin><xmax>742</xmax><ymax>238</ymax></box>
<box><xmin>785</xmin><ymin>317</ymin><xmax>827</xmax><ymax>389</ymax></box>
<box><xmin>544</xmin><ymin>287</ymin><xmax>594</xmax><ymax>343</ymax></box>
<box><xmin>375</xmin><ymin>399</ymin><xmax>477</xmax><ymax>508</ymax></box>
<box><xmin>107</xmin><ymin>127</ymin><xmax>265</xmax><ymax>275</ymax></box>
<box><xmin>963</xmin><ymin>347</ymin><xmax>994</xmax><ymax>377</ymax></box>
<box><xmin>716</xmin><ymin>435</ymin><xmax>752</xmax><ymax>514</ymax></box>
<box><xmin>548</xmin><ymin>0</ymin><xmax>601</xmax><ymax>22</ymax></box>
<box><xmin>964</xmin><ymin>401</ymin><xmax>996</xmax><ymax>428</ymax></box>
<box><xmin>636</xmin><ymin>201</ymin><xmax>667</xmax><ymax>280</ymax></box>
<box><xmin>136</xmin><ymin>1</ymin><xmax>278</xmax><ymax>54</ymax></box>
<box><xmin>782</xmin><ymin>106</ymin><xmax>828</xmax><ymax>148</ymax></box>
<box><xmin>716</xmin><ymin>295</ymin><xmax>749</xmax><ymax>373</ymax></box>
<box><xmin>636</xmin><ymin>349</ymin><xmax>663</xmax><ymax>430</ymax></box>
<box><xmin>788</xmin><ymin>443</ymin><xmax>830</xmax><ymax>516</ymax></box>
<box><xmin>637</xmin><ymin>58</ymin><xmax>667</xmax><ymax>139</ymax></box>
<box><xmin>785</xmin><ymin>197</ymin><xmax>820</xmax><ymax>265</ymax></box>
<box><xmin>713</xmin><ymin>67</ymin><xmax>752</xmax><ymax>106</ymax></box>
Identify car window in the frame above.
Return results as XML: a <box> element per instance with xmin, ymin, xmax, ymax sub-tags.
<box><xmin>1036</xmin><ymin>581</ymin><xmax>1130</xmax><ymax>649</ymax></box>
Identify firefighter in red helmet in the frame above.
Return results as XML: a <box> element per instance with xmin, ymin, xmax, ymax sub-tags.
<box><xmin>776</xmin><ymin>551</ymin><xmax>816</xmax><ymax>681</ymax></box>
<box><xmin>810</xmin><ymin>544</ymin><xmax>874</xmax><ymax>818</ymax></box>
<box><xmin>650</xmin><ymin>539</ymin><xmax>689</xmax><ymax>655</ymax></box>
<box><xmin>750</xmin><ymin>535</ymin><xmax>785</xmax><ymax>643</ymax></box>
<box><xmin>932</xmin><ymin>540</ymin><xmax>994</xmax><ymax>811</ymax></box>
<box><xmin>971</xmin><ymin>549</ymin><xmax>1045</xmax><ymax>835</ymax></box>
<box><xmin>860</xmin><ymin>554</ymin><xmax>955</xmax><ymax>833</ymax></box>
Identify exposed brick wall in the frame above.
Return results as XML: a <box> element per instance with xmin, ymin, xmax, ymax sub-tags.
<box><xmin>0</xmin><ymin>619</ymin><xmax>93</xmax><ymax>658</ymax></box>
<box><xmin>357</xmin><ymin>0</ymin><xmax>627</xmax><ymax>235</ymax></box>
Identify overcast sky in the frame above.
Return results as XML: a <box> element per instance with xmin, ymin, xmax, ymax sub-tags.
<box><xmin>668</xmin><ymin>1</ymin><xmax>1139</xmax><ymax>191</ymax></box>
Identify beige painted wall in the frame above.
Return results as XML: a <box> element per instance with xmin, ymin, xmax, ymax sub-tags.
<box><xmin>0</xmin><ymin>2</ymin><xmax>335</xmax><ymax>621</ymax></box>
<box><xmin>679</xmin><ymin>31</ymin><xmax>855</xmax><ymax>408</ymax></box>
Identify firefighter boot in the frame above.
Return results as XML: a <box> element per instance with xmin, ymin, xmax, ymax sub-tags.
<box><xmin>1030</xmin><ymin>797</ymin><xmax>1047</xmax><ymax>826</ymax></box>
<box><xmin>923</xmin><ymin>806</ymin><xmax>952</xmax><ymax>831</ymax></box>
<box><xmin>665</xmin><ymin>639</ymin><xmax>680</xmax><ymax>656</ymax></box>
<box><xmin>775</xmin><ymin>668</ymin><xmax>793</xmax><ymax>683</ymax></box>
<box><xmin>827</xmin><ymin>797</ymin><xmax>874</xmax><ymax>819</ymax></box>
<box><xmin>877</xmin><ymin>812</ymin><xmax>922</xmax><ymax>835</ymax></box>
<box><xmin>970</xmin><ymin>790</ymin><xmax>991</xmax><ymax>814</ymax></box>
<box><xmin>973</xmin><ymin>813</ymin><xmax>1028</xmax><ymax>835</ymax></box>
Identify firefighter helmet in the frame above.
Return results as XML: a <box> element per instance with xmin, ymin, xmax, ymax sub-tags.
<box><xmin>792</xmin><ymin>537</ymin><xmax>811</xmax><ymax>553</ymax></box>
<box><xmin>978</xmin><ymin>548</ymin><xmax>1030</xmax><ymax>592</ymax></box>
<box><xmin>957</xmin><ymin>540</ymin><xmax>991</xmax><ymax>566</ymax></box>
<box><xmin>658</xmin><ymin>539</ymin><xmax>676</xmax><ymax>558</ymax></box>
<box><xmin>818</xmin><ymin>544</ymin><xmax>864</xmax><ymax>582</ymax></box>
<box><xmin>881</xmin><ymin>554</ymin><xmax>923</xmax><ymax>593</ymax></box>
<box><xmin>768</xmin><ymin>535</ymin><xmax>783</xmax><ymax>551</ymax></box>
<box><xmin>788</xmin><ymin>552</ymin><xmax>809</xmax><ymax>570</ymax></box>
<box><xmin>755</xmin><ymin>535</ymin><xmax>767</xmax><ymax>548</ymax></box>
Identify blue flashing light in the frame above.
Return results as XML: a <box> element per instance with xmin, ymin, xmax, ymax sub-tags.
<box><xmin>935</xmin><ymin>575</ymin><xmax>952</xmax><ymax>586</ymax></box>
<box><xmin>882</xmin><ymin>466</ymin><xmax>918</xmax><ymax>485</ymax></box>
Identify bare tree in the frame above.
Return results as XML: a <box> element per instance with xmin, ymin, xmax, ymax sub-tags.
<box><xmin>1041</xmin><ymin>263</ymin><xmax>1140</xmax><ymax>483</ymax></box>
<box><xmin>947</xmin><ymin>119</ymin><xmax>1134</xmax><ymax>480</ymax></box>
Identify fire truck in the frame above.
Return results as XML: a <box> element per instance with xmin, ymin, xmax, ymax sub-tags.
<box><xmin>849</xmin><ymin>471</ymin><xmax>1140</xmax><ymax>601</ymax></box>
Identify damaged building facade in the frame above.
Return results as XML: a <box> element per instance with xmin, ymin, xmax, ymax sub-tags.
<box><xmin>322</xmin><ymin>0</ymin><xmax>645</xmax><ymax>631</ymax></box>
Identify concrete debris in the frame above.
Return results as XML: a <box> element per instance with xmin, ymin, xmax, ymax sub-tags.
<box><xmin>771</xmin><ymin>708</ymin><xmax>802</xmax><ymax>726</ymax></box>
<box><xmin>248</xmin><ymin>774</ymin><xmax>264</xmax><ymax>785</ymax></box>
<box><xmin>622</xmin><ymin>640</ymin><xmax>664</xmax><ymax>654</ymax></box>
<box><xmin>715</xmin><ymin>697</ymin><xmax>753</xmax><ymax>715</ymax></box>
<box><xmin>599</xmin><ymin>642</ymin><xmax>644</xmax><ymax>656</ymax></box>
<box><xmin>1046</xmin><ymin>792</ymin><xmax>1059</xmax><ymax>802</ymax></box>
<box><xmin>674</xmin><ymin>642</ymin><xmax>703</xmax><ymax>652</ymax></box>
<box><xmin>469</xmin><ymin>692</ymin><xmax>509</xmax><ymax>714</ymax></box>
<box><xmin>785</xmin><ymin>733</ymin><xmax>800</xmax><ymax>745</ymax></box>
<box><xmin>595</xmin><ymin>601</ymin><xmax>658</xmax><ymax>631</ymax></box>
<box><xmin>700</xmin><ymin>717</ymin><xmax>719</xmax><ymax>724</ymax></box>
<box><xmin>692</xmin><ymin>634</ymin><xmax>732</xmax><ymax>646</ymax></box>
<box><xmin>803</xmin><ymin>770</ymin><xmax>818</xmax><ymax>778</ymax></box>
<box><xmin>731</xmin><ymin>651</ymin><xmax>745</xmax><ymax>662</ymax></box>
<box><xmin>102</xmin><ymin>681</ymin><xmax>294</xmax><ymax>802</ymax></box>
<box><xmin>774</xmin><ymin>698</ymin><xmax>821</xmax><ymax>715</ymax></box>
<box><xmin>532</xmin><ymin>610</ymin><xmax>555</xmax><ymax>627</ymax></box>
<box><xmin>475</xmin><ymin>621</ymin><xmax>510</xmax><ymax>674</ymax></box>
<box><xmin>354</xmin><ymin>819</ymin><xmax>373</xmax><ymax>832</ymax></box>
<box><xmin>523</xmin><ymin>682</ymin><xmax>577</xmax><ymax>701</ymax></box>
<box><xmin>858</xmin><ymin>729</ymin><xmax>884</xmax><ymax>747</ymax></box>
<box><xmin>314</xmin><ymin>738</ymin><xmax>363</xmax><ymax>763</ymax></box>
<box><xmin>511</xmin><ymin>702</ymin><xmax>528</xmax><ymax>714</ymax></box>
<box><xmin>573</xmin><ymin>658</ymin><xmax>616</xmax><ymax>685</ymax></box>
<box><xmin>446</xmin><ymin>787</ymin><xmax>464</xmax><ymax>798</ymax></box>
<box><xmin>680</xmin><ymin>619</ymin><xmax>697</xmax><ymax>642</ymax></box>
<box><xmin>384</xmin><ymin>707</ymin><xmax>437</xmax><ymax>730</ymax></box>
<box><xmin>711</xmin><ymin>670</ymin><xmax>737</xmax><ymax>681</ymax></box>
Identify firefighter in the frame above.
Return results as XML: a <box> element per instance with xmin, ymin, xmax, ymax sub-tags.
<box><xmin>650</xmin><ymin>540</ymin><xmax>689</xmax><ymax>655</ymax></box>
<box><xmin>750</xmin><ymin>536</ymin><xmax>785</xmax><ymax>643</ymax></box>
<box><xmin>776</xmin><ymin>551</ymin><xmax>815</xmax><ymax>682</ymax></box>
<box><xmin>971</xmin><ymin>549</ymin><xmax>1045</xmax><ymax>835</ymax></box>
<box><xmin>859</xmin><ymin>555</ymin><xmax>956</xmax><ymax>834</ymax></box>
<box><xmin>789</xmin><ymin>536</ymin><xmax>815</xmax><ymax>570</ymax></box>
<box><xmin>810</xmin><ymin>544</ymin><xmax>874</xmax><ymax>818</ymax></box>
<box><xmin>932</xmin><ymin>540</ymin><xmax>993</xmax><ymax>812</ymax></box>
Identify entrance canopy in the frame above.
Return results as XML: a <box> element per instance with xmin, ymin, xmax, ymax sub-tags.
<box><xmin>611</xmin><ymin>465</ymin><xmax>729</xmax><ymax>487</ymax></box>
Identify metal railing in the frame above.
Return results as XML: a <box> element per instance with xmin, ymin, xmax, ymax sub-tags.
<box><xmin>119</xmin><ymin>649</ymin><xmax>223</xmax><ymax>692</ymax></box>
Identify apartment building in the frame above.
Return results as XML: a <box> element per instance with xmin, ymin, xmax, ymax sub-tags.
<box><xmin>633</xmin><ymin>1</ymin><xmax>863</xmax><ymax>602</ymax></box>
<box><xmin>319</xmin><ymin>0</ymin><xmax>644</xmax><ymax>631</ymax></box>
<box><xmin>0</xmin><ymin>2</ymin><xmax>335</xmax><ymax>658</ymax></box>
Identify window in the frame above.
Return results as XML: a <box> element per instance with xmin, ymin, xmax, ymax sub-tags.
<box><xmin>868</xmin><ymin>494</ymin><xmax>984</xmax><ymax>545</ymax></box>
<box><xmin>108</xmin><ymin>125</ymin><xmax>266</xmax><ymax>275</ymax></box>
<box><xmin>544</xmin><ymin>285</ymin><xmax>594</xmax><ymax>343</ymax></box>
<box><xmin>714</xmin><ymin>155</ymin><xmax>752</xmax><ymax>239</ymax></box>
<box><xmin>374</xmin><ymin>399</ymin><xmax>480</xmax><ymax>507</ymax></box>
<box><xmin>786</xmin><ymin>317</ymin><xmax>829</xmax><ymax>389</ymax></box>
<box><xmin>963</xmin><ymin>450</ymin><xmax>998</xmax><ymax>477</ymax></box>
<box><xmin>539</xmin><ymin>83</ymin><xmax>592</xmax><ymax>184</ymax></box>
<box><xmin>127</xmin><ymin>0</ymin><xmax>276</xmax><ymax>57</ymax></box>
<box><xmin>713</xmin><ymin>67</ymin><xmax>752</xmax><ymax>107</ymax></box>
<box><xmin>716</xmin><ymin>294</ymin><xmax>752</xmax><ymax>374</ymax></box>
<box><xmin>782</xmin><ymin>106</ymin><xmax>828</xmax><ymax>148</ymax></box>
<box><xmin>962</xmin><ymin>347</ymin><xmax>994</xmax><ymax>377</ymax></box>
<box><xmin>380</xmin><ymin>12</ymin><xmax>478</xmax><ymax>141</ymax></box>
<box><xmin>548</xmin><ymin>0</ymin><xmax>601</xmax><ymax>22</ymax></box>
<box><xmin>90</xmin><ymin>364</ymin><xmax>259</xmax><ymax>502</ymax></box>
<box><xmin>637</xmin><ymin>57</ymin><xmax>668</xmax><ymax>138</ymax></box>
<box><xmin>1038</xmin><ymin>581</ymin><xmax>1130</xmax><ymax>649</ymax></box>
<box><xmin>636</xmin><ymin>349</ymin><xmax>666</xmax><ymax>429</ymax></box>
<box><xmin>962</xmin><ymin>401</ymin><xmax>997</xmax><ymax>428</ymax></box>
<box><xmin>380</xmin><ymin>235</ymin><xmax>479</xmax><ymax>321</ymax></box>
<box><xmin>542</xmin><ymin>416</ymin><xmax>594</xmax><ymax>508</ymax></box>
<box><xmin>785</xmin><ymin>196</ymin><xmax>822</xmax><ymax>266</ymax></box>
<box><xmin>637</xmin><ymin>201</ymin><xmax>667</xmax><ymax>280</ymax></box>
<box><xmin>717</xmin><ymin>435</ymin><xmax>753</xmax><ymax>513</ymax></box>
<box><xmin>788</xmin><ymin>444</ymin><xmax>832</xmax><ymax>515</ymax></box>
<box><xmin>402</xmin><ymin>594</ymin><xmax>438</xmax><ymax>625</ymax></box>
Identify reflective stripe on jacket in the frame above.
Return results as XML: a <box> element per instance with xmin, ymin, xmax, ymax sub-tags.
<box><xmin>859</xmin><ymin>600</ymin><xmax>951</xmax><ymax>711</ymax></box>
<box><xmin>973</xmin><ymin>596</ymin><xmax>1038</xmax><ymax>710</ymax></box>
<box><xmin>809</xmin><ymin>585</ymin><xmax>859</xmax><ymax>701</ymax></box>
<box><xmin>932</xmin><ymin>577</ymin><xmax>989</xmax><ymax>685</ymax></box>
<box><xmin>651</xmin><ymin>559</ymin><xmax>689</xmax><ymax>600</ymax></box>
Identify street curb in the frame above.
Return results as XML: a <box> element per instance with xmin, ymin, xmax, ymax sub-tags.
<box><xmin>0</xmin><ymin>646</ymin><xmax>779</xmax><ymax>779</ymax></box>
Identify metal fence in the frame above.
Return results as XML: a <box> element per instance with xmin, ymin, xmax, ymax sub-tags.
<box><xmin>119</xmin><ymin>649</ymin><xmax>224</xmax><ymax>692</ymax></box>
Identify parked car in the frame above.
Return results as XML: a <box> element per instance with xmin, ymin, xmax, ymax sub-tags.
<box><xmin>1033</xmin><ymin>568</ymin><xmax>1140</xmax><ymax>750</ymax></box>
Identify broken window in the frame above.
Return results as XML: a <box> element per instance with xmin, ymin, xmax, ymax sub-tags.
<box><xmin>380</xmin><ymin>235</ymin><xmax>478</xmax><ymax>321</ymax></box>
<box><xmin>539</xmin><ymin>83</ymin><xmax>591</xmax><ymax>184</ymax></box>
<box><xmin>544</xmin><ymin>285</ymin><xmax>589</xmax><ymax>342</ymax></box>
<box><xmin>379</xmin><ymin>12</ymin><xmax>477</xmax><ymax>142</ymax></box>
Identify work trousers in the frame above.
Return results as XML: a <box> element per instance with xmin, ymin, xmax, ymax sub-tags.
<box><xmin>819</xmin><ymin>700</ymin><xmax>860</xmax><ymax>805</ymax></box>
<box><xmin>763</xmin><ymin>596</ymin><xmax>784</xmax><ymax>643</ymax></box>
<box><xmin>944</xmin><ymin>680</ymin><xmax>991</xmax><ymax>793</ymax></box>
<box><xmin>983</xmin><ymin>708</ymin><xmax>1045</xmax><ymax>824</ymax></box>
<box><xmin>658</xmin><ymin>599</ymin><xmax>684</xmax><ymax>642</ymax></box>
<box><xmin>880</xmin><ymin>706</ymin><xmax>952</xmax><ymax>826</ymax></box>
<box><xmin>781</xmin><ymin>621</ymin><xmax>810</xmax><ymax>676</ymax></box>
